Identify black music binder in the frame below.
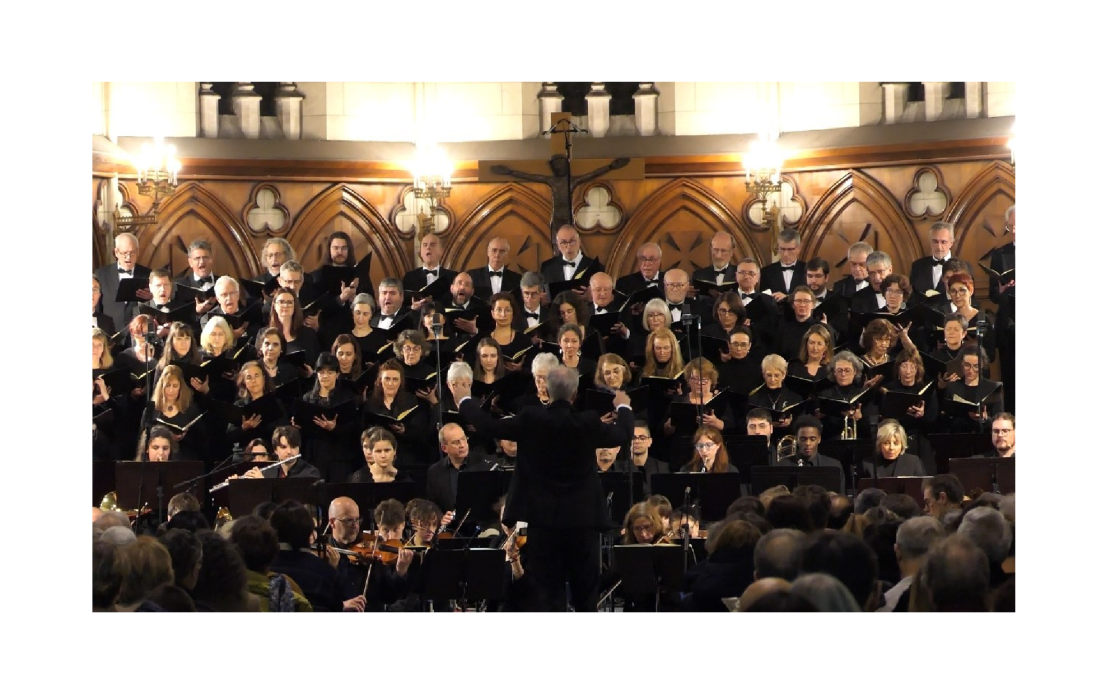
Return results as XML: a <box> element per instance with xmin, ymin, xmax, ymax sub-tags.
<box><xmin>648</xmin><ymin>473</ymin><xmax>742</xmax><ymax>522</ymax></box>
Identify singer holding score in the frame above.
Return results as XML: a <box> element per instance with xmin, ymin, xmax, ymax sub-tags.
<box><xmin>449</xmin><ymin>362</ymin><xmax>634</xmax><ymax>612</ymax></box>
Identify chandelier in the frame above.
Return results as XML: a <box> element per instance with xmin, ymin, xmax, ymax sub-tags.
<box><xmin>114</xmin><ymin>137</ymin><xmax>181</xmax><ymax>232</ymax></box>
<box><xmin>410</xmin><ymin>143</ymin><xmax>453</xmax><ymax>235</ymax></box>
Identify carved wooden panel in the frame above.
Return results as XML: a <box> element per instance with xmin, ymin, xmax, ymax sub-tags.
<box><xmin>92</xmin><ymin>153</ymin><xmax>1013</xmax><ymax>310</ymax></box>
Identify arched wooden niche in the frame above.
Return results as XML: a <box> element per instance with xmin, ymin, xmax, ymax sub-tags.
<box><xmin>444</xmin><ymin>184</ymin><xmax>554</xmax><ymax>275</ymax></box>
<box><xmin>942</xmin><ymin>161</ymin><xmax>1016</xmax><ymax>264</ymax></box>
<box><xmin>139</xmin><ymin>182</ymin><xmax>258</xmax><ymax>279</ymax></box>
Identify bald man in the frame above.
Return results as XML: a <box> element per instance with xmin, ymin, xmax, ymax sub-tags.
<box><xmin>94</xmin><ymin>232</ymin><xmax>153</xmax><ymax>331</ymax></box>
<box><xmin>468</xmin><ymin>237</ymin><xmax>522</xmax><ymax>302</ymax></box>
<box><xmin>540</xmin><ymin>225</ymin><xmax>604</xmax><ymax>296</ymax></box>
<box><xmin>403</xmin><ymin>233</ymin><xmax>460</xmax><ymax>305</ymax></box>
<box><xmin>425</xmin><ymin>423</ymin><xmax>488</xmax><ymax>514</ymax></box>
<box><xmin>736</xmin><ymin>577</ymin><xmax>793</xmax><ymax>611</ymax></box>
<box><xmin>588</xmin><ymin>271</ymin><xmax>633</xmax><ymax>355</ymax></box>
<box><xmin>441</xmin><ymin>272</ymin><xmax>492</xmax><ymax>336</ymax></box>
<box><xmin>327</xmin><ymin>496</ymin><xmax>414</xmax><ymax>612</ymax></box>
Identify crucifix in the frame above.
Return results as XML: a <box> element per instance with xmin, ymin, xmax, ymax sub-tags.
<box><xmin>479</xmin><ymin>112</ymin><xmax>645</xmax><ymax>238</ymax></box>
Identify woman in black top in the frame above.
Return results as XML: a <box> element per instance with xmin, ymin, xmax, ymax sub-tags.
<box><xmin>256</xmin><ymin>326</ymin><xmax>300</xmax><ymax>388</ymax></box>
<box><xmin>299</xmin><ymin>352</ymin><xmax>359</xmax><ymax>483</ymax></box>
<box><xmin>363</xmin><ymin>359</ymin><xmax>432</xmax><ymax>475</ymax></box>
<box><xmin>816</xmin><ymin>350</ymin><xmax>874</xmax><ymax>440</ymax></box>
<box><xmin>747</xmin><ymin>354</ymin><xmax>803</xmax><ymax>434</ymax></box>
<box><xmin>139</xmin><ymin>364</ymin><xmax>209</xmax><ymax>464</ymax></box>
<box><xmin>861</xmin><ymin>419</ymin><xmax>925</xmax><ymax>479</ymax></box>
<box><xmin>940</xmin><ymin>345</ymin><xmax>1003</xmax><ymax>433</ymax></box>
<box><xmin>878</xmin><ymin>347</ymin><xmax>938</xmax><ymax>474</ymax></box>
<box><xmin>269</xmin><ymin>288</ymin><xmax>319</xmax><ymax>368</ymax></box>
<box><xmin>226</xmin><ymin>360</ymin><xmax>287</xmax><ymax>451</ymax></box>
<box><xmin>350</xmin><ymin>427</ymin><xmax>413</xmax><ymax>484</ymax></box>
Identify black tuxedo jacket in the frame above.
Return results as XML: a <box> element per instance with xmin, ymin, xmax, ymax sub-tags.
<box><xmin>615</xmin><ymin>271</ymin><xmax>661</xmax><ymax>297</ymax></box>
<box><xmin>467</xmin><ymin>266</ymin><xmax>522</xmax><ymax>303</ymax></box>
<box><xmin>850</xmin><ymin>286</ymin><xmax>885</xmax><ymax>315</ymax></box>
<box><xmin>439</xmin><ymin>295</ymin><xmax>494</xmax><ymax>335</ymax></box>
<box><xmin>692</xmin><ymin>264</ymin><xmax>736</xmax><ymax>286</ymax></box>
<box><xmin>909</xmin><ymin>257</ymin><xmax>973</xmax><ymax>299</ymax></box>
<box><xmin>459</xmin><ymin>398</ymin><xmax>633</xmax><ymax>529</ymax></box>
<box><xmin>175</xmin><ymin>273</ymin><xmax>218</xmax><ymax>291</ymax></box>
<box><xmin>540</xmin><ymin>254</ymin><xmax>603</xmax><ymax>287</ymax></box>
<box><xmin>833</xmin><ymin>275</ymin><xmax>869</xmax><ymax>299</ymax></box>
<box><xmin>402</xmin><ymin>266</ymin><xmax>459</xmax><ymax>293</ymax></box>
<box><xmin>760</xmin><ymin>261</ymin><xmax>807</xmax><ymax>296</ymax></box>
<box><xmin>988</xmin><ymin>243</ymin><xmax>1015</xmax><ymax>303</ymax></box>
<box><xmin>95</xmin><ymin>263</ymin><xmax>152</xmax><ymax>333</ymax></box>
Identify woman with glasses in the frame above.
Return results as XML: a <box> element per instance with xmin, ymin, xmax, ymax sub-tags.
<box><xmin>718</xmin><ymin>326</ymin><xmax>763</xmax><ymax>395</ymax></box>
<box><xmin>816</xmin><ymin>350</ymin><xmax>872</xmax><ymax>440</ymax></box>
<box><xmin>255</xmin><ymin>327</ymin><xmax>300</xmax><ymax>388</ymax></box>
<box><xmin>943</xmin><ymin>273</ymin><xmax>996</xmax><ymax>358</ymax></box>
<box><xmin>663</xmin><ymin>358</ymin><xmax>732</xmax><ymax>466</ymax></box>
<box><xmin>747</xmin><ymin>354</ymin><xmax>803</xmax><ymax>433</ymax></box>
<box><xmin>628</xmin><ymin>298</ymin><xmax>672</xmax><ymax>372</ymax></box>
<box><xmin>940</xmin><ymin>344</ymin><xmax>1003</xmax><ymax>433</ymax></box>
<box><xmin>680</xmin><ymin>426</ymin><xmax>737</xmax><ymax>474</ymax></box>
<box><xmin>705</xmin><ymin>292</ymin><xmax>748</xmax><ymax>359</ymax></box>
<box><xmin>393</xmin><ymin>329</ymin><xmax>439</xmax><ymax>406</ymax></box>
<box><xmin>775</xmin><ymin>286</ymin><xmax>836</xmax><ymax>361</ymax></box>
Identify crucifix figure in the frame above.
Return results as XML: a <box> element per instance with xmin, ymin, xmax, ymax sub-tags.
<box><xmin>480</xmin><ymin>112</ymin><xmax>644</xmax><ymax>238</ymax></box>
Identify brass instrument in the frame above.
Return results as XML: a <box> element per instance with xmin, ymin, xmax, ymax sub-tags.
<box><xmin>842</xmin><ymin>413</ymin><xmax>857</xmax><ymax>440</ymax></box>
<box><xmin>777</xmin><ymin>435</ymin><xmax>797</xmax><ymax>460</ymax></box>
<box><xmin>214</xmin><ymin>507</ymin><xmax>233</xmax><ymax>530</ymax></box>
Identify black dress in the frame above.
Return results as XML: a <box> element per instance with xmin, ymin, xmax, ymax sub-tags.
<box><xmin>363</xmin><ymin>393</ymin><xmax>434</xmax><ymax>478</ymax></box>
<box><xmin>140</xmin><ymin>401</ymin><xmax>210</xmax><ymax>465</ymax></box>
<box><xmin>299</xmin><ymin>385</ymin><xmax>361</xmax><ymax>484</ymax></box>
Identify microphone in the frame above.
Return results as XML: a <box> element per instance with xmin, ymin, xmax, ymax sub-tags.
<box><xmin>683</xmin><ymin>486</ymin><xmax>691</xmax><ymax>497</ymax></box>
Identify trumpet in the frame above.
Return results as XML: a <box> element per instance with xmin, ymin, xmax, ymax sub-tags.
<box><xmin>842</xmin><ymin>414</ymin><xmax>857</xmax><ymax>440</ymax></box>
<box><xmin>777</xmin><ymin>435</ymin><xmax>797</xmax><ymax>460</ymax></box>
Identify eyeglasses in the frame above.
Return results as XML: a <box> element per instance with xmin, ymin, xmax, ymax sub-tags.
<box><xmin>992</xmin><ymin>428</ymin><xmax>1013</xmax><ymax>435</ymax></box>
<box><xmin>884</xmin><ymin>288</ymin><xmax>904</xmax><ymax>296</ymax></box>
<box><xmin>962</xmin><ymin>362</ymin><xmax>980</xmax><ymax>370</ymax></box>
<box><xmin>687</xmin><ymin>376</ymin><xmax>710</xmax><ymax>384</ymax></box>
<box><xmin>665</xmin><ymin>282</ymin><xmax>687</xmax><ymax>289</ymax></box>
<box><xmin>275</xmin><ymin>300</ymin><xmax>295</xmax><ymax>306</ymax></box>
<box><xmin>336</xmin><ymin>517</ymin><xmax>360</xmax><ymax>526</ymax></box>
<box><xmin>637</xmin><ymin>256</ymin><xmax>660</xmax><ymax>263</ymax></box>
<box><xmin>557</xmin><ymin>238</ymin><xmax>579</xmax><ymax>246</ymax></box>
<box><xmin>792</xmin><ymin>298</ymin><xmax>813</xmax><ymax>305</ymax></box>
<box><xmin>633</xmin><ymin>435</ymin><xmax>651</xmax><ymax>441</ymax></box>
<box><xmin>717</xmin><ymin>308</ymin><xmax>735</xmax><ymax>315</ymax></box>
<box><xmin>730</xmin><ymin>341</ymin><xmax>750</xmax><ymax>348</ymax></box>
<box><xmin>695</xmin><ymin>442</ymin><xmax>718</xmax><ymax>451</ymax></box>
<box><xmin>834</xmin><ymin>367</ymin><xmax>855</xmax><ymax>375</ymax></box>
<box><xmin>736</xmin><ymin>270</ymin><xmax>759</xmax><ymax>277</ymax></box>
<box><xmin>633</xmin><ymin>523</ymin><xmax>655</xmax><ymax>533</ymax></box>
<box><xmin>189</xmin><ymin>255</ymin><xmax>211</xmax><ymax>263</ymax></box>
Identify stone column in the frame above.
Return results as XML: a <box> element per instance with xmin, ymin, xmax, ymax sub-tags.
<box><xmin>881</xmin><ymin>83</ymin><xmax>909</xmax><ymax>125</ymax></box>
<box><xmin>964</xmin><ymin>81</ymin><xmax>983</xmax><ymax>118</ymax></box>
<box><xmin>923</xmin><ymin>81</ymin><xmax>951</xmax><ymax>121</ymax></box>
<box><xmin>231</xmin><ymin>82</ymin><xmax>262</xmax><ymax>139</ymax></box>
<box><xmin>633</xmin><ymin>83</ymin><xmax>659</xmax><ymax>136</ymax></box>
<box><xmin>199</xmin><ymin>83</ymin><xmax>220</xmax><ymax>138</ymax></box>
<box><xmin>537</xmin><ymin>83</ymin><xmax>563</xmax><ymax>137</ymax></box>
<box><xmin>274</xmin><ymin>82</ymin><xmax>304</xmax><ymax>139</ymax></box>
<box><xmin>585</xmin><ymin>83</ymin><xmax>611</xmax><ymax>138</ymax></box>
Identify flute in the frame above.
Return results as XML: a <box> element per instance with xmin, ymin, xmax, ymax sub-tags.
<box><xmin>209</xmin><ymin>454</ymin><xmax>300</xmax><ymax>492</ymax></box>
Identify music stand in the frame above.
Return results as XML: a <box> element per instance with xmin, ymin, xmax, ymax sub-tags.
<box><xmin>455</xmin><ymin>471</ymin><xmax>512</xmax><ymax>525</ymax></box>
<box><xmin>749</xmin><ymin>465</ymin><xmax>845</xmax><ymax>495</ymax></box>
<box><xmin>649</xmin><ymin>473</ymin><xmax>742</xmax><ymax>522</ymax></box>
<box><xmin>418</xmin><ymin>548</ymin><xmax>506</xmax><ymax>605</ymax></box>
<box><xmin>115</xmin><ymin>461</ymin><xmax>207</xmax><ymax>521</ymax></box>
<box><xmin>599</xmin><ymin>472</ymin><xmax>647</xmax><ymax>525</ymax></box>
<box><xmin>724</xmin><ymin>435</ymin><xmax>771</xmax><ymax>489</ymax></box>
<box><xmin>612</xmin><ymin>544</ymin><xmax>688</xmax><ymax>611</ymax></box>
<box><xmin>225</xmin><ymin>477</ymin><xmax>320</xmax><ymax>518</ymax></box>
<box><xmin>857</xmin><ymin>477</ymin><xmax>927</xmax><ymax>502</ymax></box>
<box><xmin>927</xmin><ymin>432</ymin><xmax>993</xmax><ymax>474</ymax></box>
<box><xmin>93</xmin><ymin>460</ymin><xmax>115</xmax><ymax>507</ymax></box>
<box><xmin>948</xmin><ymin>457</ymin><xmax>1013</xmax><ymax>495</ymax></box>
<box><xmin>995</xmin><ymin>458</ymin><xmax>1015</xmax><ymax>493</ymax></box>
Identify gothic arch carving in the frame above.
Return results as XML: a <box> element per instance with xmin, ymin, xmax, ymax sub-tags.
<box><xmin>287</xmin><ymin>184</ymin><xmax>410</xmax><ymax>282</ymax></box>
<box><xmin>605</xmin><ymin>178</ymin><xmax>760</xmax><ymax>277</ymax></box>
<box><xmin>797</xmin><ymin>170</ymin><xmax>923</xmax><ymax>275</ymax></box>
<box><xmin>138</xmin><ymin>182</ymin><xmax>258</xmax><ymax>278</ymax></box>
<box><xmin>941</xmin><ymin>161</ymin><xmax>1016</xmax><ymax>260</ymax></box>
<box><xmin>444</xmin><ymin>184</ymin><xmax>554</xmax><ymax>274</ymax></box>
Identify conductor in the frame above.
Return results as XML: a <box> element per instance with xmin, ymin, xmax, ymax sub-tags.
<box><xmin>449</xmin><ymin>362</ymin><xmax>634</xmax><ymax>612</ymax></box>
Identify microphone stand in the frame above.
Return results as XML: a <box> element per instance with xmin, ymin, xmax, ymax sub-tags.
<box><xmin>680</xmin><ymin>304</ymin><xmax>702</xmax><ymax>428</ymax></box>
<box><xmin>975</xmin><ymin>316</ymin><xmax>990</xmax><ymax>434</ymax></box>
<box><xmin>604</xmin><ymin>491</ymin><xmax>615</xmax><ymax>611</ymax></box>
<box><xmin>156</xmin><ymin>467</ymin><xmax>165</xmax><ymax>525</ymax></box>
<box><xmin>868</xmin><ymin>413</ymin><xmax>880</xmax><ymax>496</ymax></box>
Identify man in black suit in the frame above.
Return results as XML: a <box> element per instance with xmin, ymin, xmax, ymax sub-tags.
<box><xmin>988</xmin><ymin>205</ymin><xmax>1016</xmax><ymax>304</ymax></box>
<box><xmin>777</xmin><ymin>416</ymin><xmax>845</xmax><ymax>493</ymax></box>
<box><xmin>203</xmin><ymin>276</ymin><xmax>260</xmax><ymax>346</ymax></box>
<box><xmin>468</xmin><ymin>237</ymin><xmax>522</xmax><ymax>303</ymax></box>
<box><xmin>692</xmin><ymin>231</ymin><xmax>737</xmax><ymax>293</ymax></box>
<box><xmin>309</xmin><ymin>231</ymin><xmax>375</xmax><ymax>344</ymax></box>
<box><xmin>850</xmin><ymin>251</ymin><xmax>894</xmax><ymax>314</ymax></box>
<box><xmin>833</xmin><ymin>241</ymin><xmax>873</xmax><ymax>299</ymax></box>
<box><xmin>760</xmin><ymin>228</ymin><xmax>807</xmax><ymax>301</ymax></box>
<box><xmin>425</xmin><ymin>423</ymin><xmax>488</xmax><ymax>515</ymax></box>
<box><xmin>588</xmin><ymin>272</ymin><xmax>632</xmax><ymax>356</ymax></box>
<box><xmin>94</xmin><ymin>232</ymin><xmax>152</xmax><ymax>332</ymax></box>
<box><xmin>403</xmin><ymin>233</ymin><xmax>459</xmax><ymax>309</ymax></box>
<box><xmin>451</xmin><ymin>363</ymin><xmax>634</xmax><ymax>612</ymax></box>
<box><xmin>540</xmin><ymin>224</ymin><xmax>603</xmax><ymax>298</ymax></box>
<box><xmin>516</xmin><ymin>272</ymin><xmax>548</xmax><ymax>331</ymax></box>
<box><xmin>732</xmin><ymin>259</ymin><xmax>779</xmax><ymax>353</ymax></box>
<box><xmin>806</xmin><ymin>256</ymin><xmax>849</xmax><ymax>341</ymax></box>
<box><xmin>441</xmin><ymin>272</ymin><xmax>492</xmax><ymax>337</ymax></box>
<box><xmin>371</xmin><ymin>277</ymin><xmax>415</xmax><ymax>338</ymax></box>
<box><xmin>909</xmin><ymin>223</ymin><xmax>974</xmax><ymax>299</ymax></box>
<box><xmin>613</xmin><ymin>420</ymin><xmax>670</xmax><ymax>498</ymax></box>
<box><xmin>176</xmin><ymin>239</ymin><xmax>220</xmax><ymax>317</ymax></box>
<box><xmin>616</xmin><ymin>242</ymin><xmax>664</xmax><ymax>296</ymax></box>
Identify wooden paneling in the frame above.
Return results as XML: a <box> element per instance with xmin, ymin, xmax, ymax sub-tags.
<box><xmin>92</xmin><ymin>149</ymin><xmax>1014</xmax><ymax>307</ymax></box>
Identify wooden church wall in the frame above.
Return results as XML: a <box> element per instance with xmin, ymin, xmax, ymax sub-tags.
<box><xmin>92</xmin><ymin>154</ymin><xmax>1014</xmax><ymax>309</ymax></box>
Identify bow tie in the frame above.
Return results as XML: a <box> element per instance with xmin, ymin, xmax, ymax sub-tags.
<box><xmin>563</xmin><ymin>260</ymin><xmax>577</xmax><ymax>267</ymax></box>
<box><xmin>524</xmin><ymin>311</ymin><xmax>539</xmax><ymax>319</ymax></box>
<box><xmin>489</xmin><ymin>271</ymin><xmax>503</xmax><ymax>278</ymax></box>
<box><xmin>713</xmin><ymin>266</ymin><xmax>728</xmax><ymax>274</ymax></box>
<box><xmin>669</xmin><ymin>303</ymin><xmax>682</xmax><ymax>311</ymax></box>
<box><xmin>596</xmin><ymin>306</ymin><xmax>609</xmax><ymax>313</ymax></box>
<box><xmin>118</xmin><ymin>268</ymin><xmax>131</xmax><ymax>275</ymax></box>
<box><xmin>781</xmin><ymin>265</ymin><xmax>796</xmax><ymax>270</ymax></box>
<box><xmin>931</xmin><ymin>259</ymin><xmax>946</xmax><ymax>267</ymax></box>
